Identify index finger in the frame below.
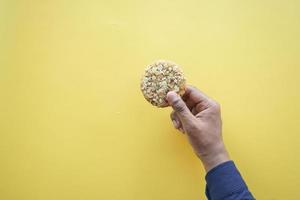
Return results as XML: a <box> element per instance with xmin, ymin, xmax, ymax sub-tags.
<box><xmin>182</xmin><ymin>85</ymin><xmax>211</xmax><ymax>108</ymax></box>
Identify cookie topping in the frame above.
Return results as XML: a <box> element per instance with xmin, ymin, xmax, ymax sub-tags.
<box><xmin>140</xmin><ymin>60</ymin><xmax>186</xmax><ymax>107</ymax></box>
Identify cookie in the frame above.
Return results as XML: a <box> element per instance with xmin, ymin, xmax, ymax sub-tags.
<box><xmin>140</xmin><ymin>60</ymin><xmax>186</xmax><ymax>107</ymax></box>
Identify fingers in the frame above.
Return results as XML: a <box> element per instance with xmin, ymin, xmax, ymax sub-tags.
<box><xmin>170</xmin><ymin>111</ymin><xmax>184</xmax><ymax>133</ymax></box>
<box><xmin>191</xmin><ymin>107</ymin><xmax>198</xmax><ymax>115</ymax></box>
<box><xmin>183</xmin><ymin>86</ymin><xmax>210</xmax><ymax>103</ymax></box>
<box><xmin>170</xmin><ymin>111</ymin><xmax>180</xmax><ymax>129</ymax></box>
<box><xmin>167</xmin><ymin>91</ymin><xmax>195</xmax><ymax>124</ymax></box>
<box><xmin>183</xmin><ymin>85</ymin><xmax>213</xmax><ymax>112</ymax></box>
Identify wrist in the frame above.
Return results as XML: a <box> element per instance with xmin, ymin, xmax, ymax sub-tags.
<box><xmin>198</xmin><ymin>143</ymin><xmax>230</xmax><ymax>172</ymax></box>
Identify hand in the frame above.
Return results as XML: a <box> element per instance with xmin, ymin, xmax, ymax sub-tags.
<box><xmin>167</xmin><ymin>86</ymin><xmax>230</xmax><ymax>172</ymax></box>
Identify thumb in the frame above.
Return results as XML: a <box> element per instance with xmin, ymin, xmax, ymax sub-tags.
<box><xmin>166</xmin><ymin>91</ymin><xmax>194</xmax><ymax>123</ymax></box>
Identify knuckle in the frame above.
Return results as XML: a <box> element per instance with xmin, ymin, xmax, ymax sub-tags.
<box><xmin>210</xmin><ymin>100</ymin><xmax>221</xmax><ymax>111</ymax></box>
<box><xmin>172</xmin><ymin>99</ymin><xmax>186</xmax><ymax>113</ymax></box>
<box><xmin>215</xmin><ymin>102</ymin><xmax>221</xmax><ymax>110</ymax></box>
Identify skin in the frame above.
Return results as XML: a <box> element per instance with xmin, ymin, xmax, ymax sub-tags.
<box><xmin>166</xmin><ymin>85</ymin><xmax>230</xmax><ymax>172</ymax></box>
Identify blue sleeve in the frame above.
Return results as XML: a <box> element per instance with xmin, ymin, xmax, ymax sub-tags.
<box><xmin>205</xmin><ymin>161</ymin><xmax>255</xmax><ymax>200</ymax></box>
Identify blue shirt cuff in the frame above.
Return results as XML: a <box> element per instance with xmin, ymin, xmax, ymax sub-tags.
<box><xmin>205</xmin><ymin>161</ymin><xmax>254</xmax><ymax>200</ymax></box>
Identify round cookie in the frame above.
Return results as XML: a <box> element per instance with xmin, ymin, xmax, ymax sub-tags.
<box><xmin>140</xmin><ymin>60</ymin><xmax>186</xmax><ymax>107</ymax></box>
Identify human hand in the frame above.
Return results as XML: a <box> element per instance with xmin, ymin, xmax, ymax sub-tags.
<box><xmin>167</xmin><ymin>86</ymin><xmax>230</xmax><ymax>172</ymax></box>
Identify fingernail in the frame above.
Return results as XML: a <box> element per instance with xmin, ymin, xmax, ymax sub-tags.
<box><xmin>166</xmin><ymin>91</ymin><xmax>178</xmax><ymax>103</ymax></box>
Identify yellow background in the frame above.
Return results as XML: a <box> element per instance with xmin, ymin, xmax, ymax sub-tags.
<box><xmin>1</xmin><ymin>0</ymin><xmax>300</xmax><ymax>199</ymax></box>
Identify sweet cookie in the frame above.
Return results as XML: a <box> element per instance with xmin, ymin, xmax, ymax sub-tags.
<box><xmin>140</xmin><ymin>60</ymin><xmax>186</xmax><ymax>107</ymax></box>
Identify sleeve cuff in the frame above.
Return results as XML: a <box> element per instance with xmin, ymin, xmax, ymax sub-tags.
<box><xmin>205</xmin><ymin>161</ymin><xmax>250</xmax><ymax>200</ymax></box>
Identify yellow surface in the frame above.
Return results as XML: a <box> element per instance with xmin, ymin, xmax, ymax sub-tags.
<box><xmin>1</xmin><ymin>0</ymin><xmax>300</xmax><ymax>199</ymax></box>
